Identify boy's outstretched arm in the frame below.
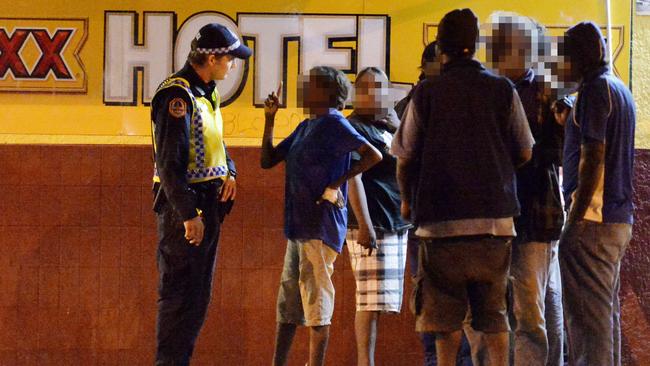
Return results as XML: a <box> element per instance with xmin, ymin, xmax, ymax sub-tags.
<box><xmin>261</xmin><ymin>86</ymin><xmax>286</xmax><ymax>169</ymax></box>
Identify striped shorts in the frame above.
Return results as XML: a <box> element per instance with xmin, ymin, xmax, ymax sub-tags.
<box><xmin>346</xmin><ymin>229</ymin><xmax>408</xmax><ymax>313</ymax></box>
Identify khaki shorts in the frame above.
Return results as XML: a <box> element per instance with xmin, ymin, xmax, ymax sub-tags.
<box><xmin>276</xmin><ymin>239</ymin><xmax>338</xmax><ymax>327</ymax></box>
<box><xmin>412</xmin><ymin>236</ymin><xmax>512</xmax><ymax>333</ymax></box>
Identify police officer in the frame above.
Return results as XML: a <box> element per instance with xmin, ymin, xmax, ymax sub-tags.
<box><xmin>150</xmin><ymin>23</ymin><xmax>251</xmax><ymax>366</ymax></box>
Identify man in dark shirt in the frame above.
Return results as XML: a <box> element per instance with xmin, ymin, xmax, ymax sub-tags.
<box><xmin>558</xmin><ymin>22</ymin><xmax>636</xmax><ymax>366</ymax></box>
<box><xmin>150</xmin><ymin>23</ymin><xmax>250</xmax><ymax>366</ymax></box>
<box><xmin>485</xmin><ymin>12</ymin><xmax>565</xmax><ymax>366</ymax></box>
<box><xmin>392</xmin><ymin>9</ymin><xmax>534</xmax><ymax>366</ymax></box>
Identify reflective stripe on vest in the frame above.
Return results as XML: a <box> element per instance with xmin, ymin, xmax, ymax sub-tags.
<box><xmin>152</xmin><ymin>77</ymin><xmax>228</xmax><ymax>184</ymax></box>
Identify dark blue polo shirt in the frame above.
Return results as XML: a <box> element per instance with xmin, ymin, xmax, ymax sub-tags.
<box><xmin>562</xmin><ymin>67</ymin><xmax>635</xmax><ymax>224</ymax></box>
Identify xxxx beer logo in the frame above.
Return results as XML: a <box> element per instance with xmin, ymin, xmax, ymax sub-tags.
<box><xmin>0</xmin><ymin>18</ymin><xmax>87</xmax><ymax>92</ymax></box>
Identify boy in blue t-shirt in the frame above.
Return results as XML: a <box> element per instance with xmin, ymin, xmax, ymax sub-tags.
<box><xmin>261</xmin><ymin>66</ymin><xmax>381</xmax><ymax>366</ymax></box>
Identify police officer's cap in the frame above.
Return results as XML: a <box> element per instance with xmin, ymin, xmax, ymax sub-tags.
<box><xmin>193</xmin><ymin>23</ymin><xmax>252</xmax><ymax>59</ymax></box>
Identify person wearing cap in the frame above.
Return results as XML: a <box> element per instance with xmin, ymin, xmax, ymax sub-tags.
<box><xmin>392</xmin><ymin>8</ymin><xmax>534</xmax><ymax>366</ymax></box>
<box><xmin>150</xmin><ymin>23</ymin><xmax>251</xmax><ymax>366</ymax></box>
<box><xmin>395</xmin><ymin>41</ymin><xmax>473</xmax><ymax>366</ymax></box>
<box><xmin>557</xmin><ymin>22</ymin><xmax>636</xmax><ymax>366</ymax></box>
<box><xmin>484</xmin><ymin>12</ymin><xmax>565</xmax><ymax>366</ymax></box>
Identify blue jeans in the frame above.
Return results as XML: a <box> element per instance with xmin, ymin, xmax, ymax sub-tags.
<box><xmin>545</xmin><ymin>243</ymin><xmax>564</xmax><ymax>366</ymax></box>
<box><xmin>510</xmin><ymin>241</ymin><xmax>564</xmax><ymax>366</ymax></box>
<box><xmin>559</xmin><ymin>220</ymin><xmax>632</xmax><ymax>366</ymax></box>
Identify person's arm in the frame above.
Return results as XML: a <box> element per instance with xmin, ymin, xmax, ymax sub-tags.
<box><xmin>347</xmin><ymin>174</ymin><xmax>377</xmax><ymax>254</ymax></box>
<box><xmin>220</xmin><ymin>142</ymin><xmax>236</xmax><ymax>202</ymax></box>
<box><xmin>373</xmin><ymin>108</ymin><xmax>400</xmax><ymax>133</ymax></box>
<box><xmin>390</xmin><ymin>95</ymin><xmax>425</xmax><ymax>220</ymax></box>
<box><xmin>516</xmin><ymin>149</ymin><xmax>533</xmax><ymax>168</ymax></box>
<box><xmin>261</xmin><ymin>86</ymin><xmax>289</xmax><ymax>169</ymax></box>
<box><xmin>153</xmin><ymin>89</ymin><xmax>203</xmax><ymax>245</ymax></box>
<box><xmin>326</xmin><ymin>143</ymin><xmax>381</xmax><ymax>190</ymax></box>
<box><xmin>508</xmin><ymin>89</ymin><xmax>535</xmax><ymax>168</ymax></box>
<box><xmin>567</xmin><ymin>80</ymin><xmax>610</xmax><ymax>224</ymax></box>
<box><xmin>225</xmin><ymin>142</ymin><xmax>237</xmax><ymax>177</ymax></box>
<box><xmin>567</xmin><ymin>140</ymin><xmax>605</xmax><ymax>223</ymax></box>
<box><xmin>396</xmin><ymin>157</ymin><xmax>417</xmax><ymax>220</ymax></box>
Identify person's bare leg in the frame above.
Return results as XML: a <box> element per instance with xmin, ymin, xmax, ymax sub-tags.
<box><xmin>273</xmin><ymin>322</ymin><xmax>297</xmax><ymax>366</ymax></box>
<box><xmin>309</xmin><ymin>325</ymin><xmax>330</xmax><ymax>366</ymax></box>
<box><xmin>483</xmin><ymin>332</ymin><xmax>510</xmax><ymax>366</ymax></box>
<box><xmin>435</xmin><ymin>330</ymin><xmax>462</xmax><ymax>366</ymax></box>
<box><xmin>355</xmin><ymin>311</ymin><xmax>380</xmax><ymax>366</ymax></box>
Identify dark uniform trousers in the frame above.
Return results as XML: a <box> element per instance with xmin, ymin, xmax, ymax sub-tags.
<box><xmin>154</xmin><ymin>180</ymin><xmax>223</xmax><ymax>366</ymax></box>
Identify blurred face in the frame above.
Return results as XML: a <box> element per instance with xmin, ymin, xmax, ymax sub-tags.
<box><xmin>353</xmin><ymin>72</ymin><xmax>390</xmax><ymax>117</ymax></box>
<box><xmin>488</xmin><ymin>26</ymin><xmax>532</xmax><ymax>81</ymax></box>
<box><xmin>209</xmin><ymin>54</ymin><xmax>236</xmax><ymax>80</ymax></box>
<box><xmin>298</xmin><ymin>74</ymin><xmax>335</xmax><ymax>114</ymax></box>
<box><xmin>556</xmin><ymin>38</ymin><xmax>580</xmax><ymax>84</ymax></box>
<box><xmin>421</xmin><ymin>59</ymin><xmax>441</xmax><ymax>79</ymax></box>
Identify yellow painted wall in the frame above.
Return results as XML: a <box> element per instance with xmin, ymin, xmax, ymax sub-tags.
<box><xmin>633</xmin><ymin>10</ymin><xmax>650</xmax><ymax>148</ymax></box>
<box><xmin>0</xmin><ymin>0</ymin><xmax>634</xmax><ymax>146</ymax></box>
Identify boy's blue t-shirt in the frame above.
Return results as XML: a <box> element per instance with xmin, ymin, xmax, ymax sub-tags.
<box><xmin>276</xmin><ymin>109</ymin><xmax>367</xmax><ymax>252</ymax></box>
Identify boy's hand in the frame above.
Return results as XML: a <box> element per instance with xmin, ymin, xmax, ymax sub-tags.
<box><xmin>264</xmin><ymin>82</ymin><xmax>282</xmax><ymax>119</ymax></box>
<box><xmin>317</xmin><ymin>187</ymin><xmax>345</xmax><ymax>209</ymax></box>
<box><xmin>551</xmin><ymin>100</ymin><xmax>571</xmax><ymax>126</ymax></box>
<box><xmin>358</xmin><ymin>226</ymin><xmax>378</xmax><ymax>256</ymax></box>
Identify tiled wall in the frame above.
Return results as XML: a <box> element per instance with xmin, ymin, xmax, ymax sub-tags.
<box><xmin>0</xmin><ymin>145</ymin><xmax>422</xmax><ymax>366</ymax></box>
<box><xmin>1</xmin><ymin>145</ymin><xmax>649</xmax><ymax>365</ymax></box>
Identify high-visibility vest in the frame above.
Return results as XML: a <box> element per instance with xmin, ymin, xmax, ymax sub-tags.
<box><xmin>152</xmin><ymin>77</ymin><xmax>228</xmax><ymax>184</ymax></box>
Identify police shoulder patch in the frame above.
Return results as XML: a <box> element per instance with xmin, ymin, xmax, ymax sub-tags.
<box><xmin>168</xmin><ymin>97</ymin><xmax>187</xmax><ymax>118</ymax></box>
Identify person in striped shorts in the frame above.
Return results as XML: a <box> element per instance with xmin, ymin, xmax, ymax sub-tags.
<box><xmin>346</xmin><ymin>66</ymin><xmax>412</xmax><ymax>366</ymax></box>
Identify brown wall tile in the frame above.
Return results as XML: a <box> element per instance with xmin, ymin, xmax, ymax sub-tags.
<box><xmin>100</xmin><ymin>227</ymin><xmax>121</xmax><ymax>268</ymax></box>
<box><xmin>39</xmin><ymin>146</ymin><xmax>63</xmax><ymax>186</ymax></box>
<box><xmin>120</xmin><ymin>226</ymin><xmax>142</xmax><ymax>268</ymax></box>
<box><xmin>120</xmin><ymin>186</ymin><xmax>142</xmax><ymax>226</ymax></box>
<box><xmin>99</xmin><ymin>266</ymin><xmax>120</xmax><ymax>309</ymax></box>
<box><xmin>0</xmin><ymin>266</ymin><xmax>18</xmax><ymax>307</ymax></box>
<box><xmin>11</xmin><ymin>227</ymin><xmax>40</xmax><ymax>266</ymax></box>
<box><xmin>16</xmin><ymin>306</ymin><xmax>39</xmax><ymax>350</ymax></box>
<box><xmin>59</xmin><ymin>266</ymin><xmax>80</xmax><ymax>309</ymax></box>
<box><xmin>0</xmin><ymin>146</ymin><xmax>22</xmax><ymax>186</ymax></box>
<box><xmin>0</xmin><ymin>307</ymin><xmax>18</xmax><ymax>350</ymax></box>
<box><xmin>17</xmin><ymin>185</ymin><xmax>40</xmax><ymax>227</ymax></box>
<box><xmin>39</xmin><ymin>226</ymin><xmax>61</xmax><ymax>266</ymax></box>
<box><xmin>119</xmin><ymin>266</ymin><xmax>141</xmax><ymax>308</ymax></box>
<box><xmin>79</xmin><ymin>266</ymin><xmax>100</xmax><ymax>309</ymax></box>
<box><xmin>117</xmin><ymin>306</ymin><xmax>140</xmax><ymax>349</ymax></box>
<box><xmin>0</xmin><ymin>350</ymin><xmax>17</xmax><ymax>365</ymax></box>
<box><xmin>219</xmin><ymin>226</ymin><xmax>243</xmax><ymax>269</ymax></box>
<box><xmin>17</xmin><ymin>266</ymin><xmax>39</xmax><ymax>308</ymax></box>
<box><xmin>100</xmin><ymin>186</ymin><xmax>121</xmax><ymax>226</ymax></box>
<box><xmin>38</xmin><ymin>266</ymin><xmax>59</xmax><ymax>308</ymax></box>
<box><xmin>39</xmin><ymin>186</ymin><xmax>62</xmax><ymax>227</ymax></box>
<box><xmin>241</xmin><ymin>228</ymin><xmax>264</xmax><ymax>269</ymax></box>
<box><xmin>59</xmin><ymin>227</ymin><xmax>81</xmax><ymax>267</ymax></box>
<box><xmin>100</xmin><ymin>146</ymin><xmax>123</xmax><ymax>186</ymax></box>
